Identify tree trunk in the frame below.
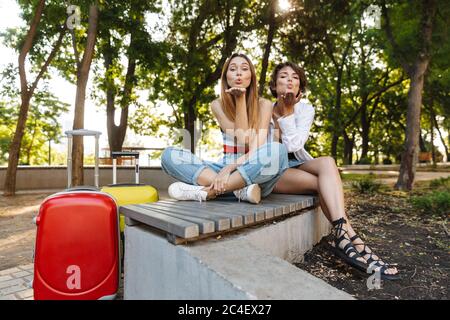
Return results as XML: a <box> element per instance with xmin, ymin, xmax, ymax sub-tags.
<box><xmin>395</xmin><ymin>63</ymin><xmax>428</xmax><ymax>190</ymax></box>
<box><xmin>419</xmin><ymin>133</ymin><xmax>427</xmax><ymax>152</ymax></box>
<box><xmin>331</xmin><ymin>73</ymin><xmax>342</xmax><ymax>159</ymax></box>
<box><xmin>3</xmin><ymin>0</ymin><xmax>45</xmax><ymax>196</ymax></box>
<box><xmin>104</xmin><ymin>7</ymin><xmax>139</xmax><ymax>155</ymax></box>
<box><xmin>343</xmin><ymin>131</ymin><xmax>354</xmax><ymax>165</ymax></box>
<box><xmin>25</xmin><ymin>118</ymin><xmax>38</xmax><ymax>164</ymax></box>
<box><xmin>184</xmin><ymin>98</ymin><xmax>197</xmax><ymax>153</ymax></box>
<box><xmin>113</xmin><ymin>44</ymin><xmax>136</xmax><ymax>152</ymax></box>
<box><xmin>430</xmin><ymin>106</ymin><xmax>436</xmax><ymax>165</ymax></box>
<box><xmin>71</xmin><ymin>4</ymin><xmax>98</xmax><ymax>187</ymax></box>
<box><xmin>360</xmin><ymin>102</ymin><xmax>370</xmax><ymax>160</ymax></box>
<box><xmin>258</xmin><ymin>0</ymin><xmax>276</xmax><ymax>97</ymax></box>
<box><xmin>325</xmin><ymin>28</ymin><xmax>353</xmax><ymax>161</ymax></box>
<box><xmin>4</xmin><ymin>96</ymin><xmax>32</xmax><ymax>195</ymax></box>
<box><xmin>430</xmin><ymin>105</ymin><xmax>449</xmax><ymax>162</ymax></box>
<box><xmin>383</xmin><ymin>0</ymin><xmax>437</xmax><ymax>190</ymax></box>
<box><xmin>104</xmin><ymin>47</ymin><xmax>134</xmax><ymax>154</ymax></box>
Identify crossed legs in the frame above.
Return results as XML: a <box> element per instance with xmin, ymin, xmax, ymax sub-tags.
<box><xmin>196</xmin><ymin>168</ymin><xmax>246</xmax><ymax>199</ymax></box>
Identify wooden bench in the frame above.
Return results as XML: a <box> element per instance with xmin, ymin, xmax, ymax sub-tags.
<box><xmin>120</xmin><ymin>193</ymin><xmax>347</xmax><ymax>299</ymax></box>
<box><xmin>120</xmin><ymin>194</ymin><xmax>318</xmax><ymax>245</ymax></box>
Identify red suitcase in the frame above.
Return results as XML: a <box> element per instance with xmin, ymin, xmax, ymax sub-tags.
<box><xmin>33</xmin><ymin>130</ymin><xmax>120</xmax><ymax>300</ymax></box>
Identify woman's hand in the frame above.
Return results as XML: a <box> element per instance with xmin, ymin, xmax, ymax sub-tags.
<box><xmin>225</xmin><ymin>87</ymin><xmax>246</xmax><ymax>97</ymax></box>
<box><xmin>280</xmin><ymin>92</ymin><xmax>296</xmax><ymax>108</ymax></box>
<box><xmin>211</xmin><ymin>164</ymin><xmax>235</xmax><ymax>195</ymax></box>
<box><xmin>278</xmin><ymin>90</ymin><xmax>301</xmax><ymax>116</ymax></box>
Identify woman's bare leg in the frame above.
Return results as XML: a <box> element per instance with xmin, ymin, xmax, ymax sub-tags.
<box><xmin>273</xmin><ymin>165</ymin><xmax>365</xmax><ymax>265</ymax></box>
<box><xmin>292</xmin><ymin>156</ymin><xmax>397</xmax><ymax>275</ymax></box>
<box><xmin>273</xmin><ymin>168</ymin><xmax>333</xmax><ymax>222</ymax></box>
<box><xmin>196</xmin><ymin>168</ymin><xmax>218</xmax><ymax>186</ymax></box>
<box><xmin>195</xmin><ymin>167</ymin><xmax>246</xmax><ymax>199</ymax></box>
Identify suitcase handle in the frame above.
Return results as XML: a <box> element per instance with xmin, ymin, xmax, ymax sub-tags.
<box><xmin>65</xmin><ymin>186</ymin><xmax>99</xmax><ymax>192</ymax></box>
<box><xmin>111</xmin><ymin>151</ymin><xmax>139</xmax><ymax>159</ymax></box>
<box><xmin>106</xmin><ymin>183</ymin><xmax>146</xmax><ymax>187</ymax></box>
<box><xmin>66</xmin><ymin>129</ymin><xmax>101</xmax><ymax>137</ymax></box>
<box><xmin>112</xmin><ymin>152</ymin><xmax>140</xmax><ymax>185</ymax></box>
<box><xmin>65</xmin><ymin>129</ymin><xmax>102</xmax><ymax>189</ymax></box>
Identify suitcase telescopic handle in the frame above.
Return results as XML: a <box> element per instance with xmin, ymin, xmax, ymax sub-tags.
<box><xmin>65</xmin><ymin>129</ymin><xmax>102</xmax><ymax>189</ymax></box>
<box><xmin>111</xmin><ymin>151</ymin><xmax>140</xmax><ymax>185</ymax></box>
<box><xmin>111</xmin><ymin>151</ymin><xmax>139</xmax><ymax>159</ymax></box>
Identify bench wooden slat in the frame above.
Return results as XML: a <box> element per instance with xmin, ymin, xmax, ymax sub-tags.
<box><xmin>192</xmin><ymin>200</ymin><xmax>258</xmax><ymax>223</ymax></box>
<box><xmin>120</xmin><ymin>205</ymin><xmax>199</xmax><ymax>238</ymax></box>
<box><xmin>162</xmin><ymin>199</ymin><xmax>264</xmax><ymax>223</ymax></box>
<box><xmin>185</xmin><ymin>200</ymin><xmax>261</xmax><ymax>223</ymax></box>
<box><xmin>210</xmin><ymin>200</ymin><xmax>270</xmax><ymax>221</ymax></box>
<box><xmin>147</xmin><ymin>201</ymin><xmax>231</xmax><ymax>231</ymax></box>
<box><xmin>255</xmin><ymin>201</ymin><xmax>286</xmax><ymax>216</ymax></box>
<box><xmin>263</xmin><ymin>195</ymin><xmax>302</xmax><ymax>213</ymax></box>
<box><xmin>267</xmin><ymin>194</ymin><xmax>315</xmax><ymax>211</ymax></box>
<box><xmin>263</xmin><ymin>196</ymin><xmax>298</xmax><ymax>211</ymax></box>
<box><xmin>268</xmin><ymin>193</ymin><xmax>313</xmax><ymax>204</ymax></box>
<box><xmin>134</xmin><ymin>204</ymin><xmax>215</xmax><ymax>234</ymax></box>
<box><xmin>157</xmin><ymin>200</ymin><xmax>244</xmax><ymax>227</ymax></box>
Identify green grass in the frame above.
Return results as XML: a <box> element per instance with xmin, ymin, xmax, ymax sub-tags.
<box><xmin>429</xmin><ymin>176</ymin><xmax>450</xmax><ymax>189</ymax></box>
<box><xmin>411</xmin><ymin>191</ymin><xmax>450</xmax><ymax>216</ymax></box>
<box><xmin>341</xmin><ymin>172</ymin><xmax>395</xmax><ymax>181</ymax></box>
<box><xmin>350</xmin><ymin>175</ymin><xmax>383</xmax><ymax>194</ymax></box>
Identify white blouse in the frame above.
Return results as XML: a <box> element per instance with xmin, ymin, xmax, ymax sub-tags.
<box><xmin>274</xmin><ymin>101</ymin><xmax>315</xmax><ymax>162</ymax></box>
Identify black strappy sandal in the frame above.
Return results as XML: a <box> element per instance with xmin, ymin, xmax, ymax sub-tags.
<box><xmin>350</xmin><ymin>234</ymin><xmax>401</xmax><ymax>281</ymax></box>
<box><xmin>329</xmin><ymin>218</ymin><xmax>367</xmax><ymax>272</ymax></box>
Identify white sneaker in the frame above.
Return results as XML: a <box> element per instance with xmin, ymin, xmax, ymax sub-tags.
<box><xmin>233</xmin><ymin>184</ymin><xmax>261</xmax><ymax>204</ymax></box>
<box><xmin>168</xmin><ymin>182</ymin><xmax>208</xmax><ymax>202</ymax></box>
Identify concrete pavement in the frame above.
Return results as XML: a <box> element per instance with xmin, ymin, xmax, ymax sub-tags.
<box><xmin>0</xmin><ymin>264</ymin><xmax>33</xmax><ymax>300</ymax></box>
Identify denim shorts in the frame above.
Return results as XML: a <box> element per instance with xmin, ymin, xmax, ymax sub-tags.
<box><xmin>161</xmin><ymin>142</ymin><xmax>289</xmax><ymax>198</ymax></box>
<box><xmin>288</xmin><ymin>158</ymin><xmax>306</xmax><ymax>168</ymax></box>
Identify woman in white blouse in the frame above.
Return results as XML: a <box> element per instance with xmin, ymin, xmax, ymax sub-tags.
<box><xmin>269</xmin><ymin>61</ymin><xmax>399</xmax><ymax>280</ymax></box>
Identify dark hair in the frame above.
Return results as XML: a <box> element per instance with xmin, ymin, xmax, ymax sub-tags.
<box><xmin>269</xmin><ymin>61</ymin><xmax>307</xmax><ymax>98</ymax></box>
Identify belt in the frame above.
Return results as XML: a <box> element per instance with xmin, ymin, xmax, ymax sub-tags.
<box><xmin>223</xmin><ymin>145</ymin><xmax>249</xmax><ymax>154</ymax></box>
<box><xmin>288</xmin><ymin>152</ymin><xmax>297</xmax><ymax>160</ymax></box>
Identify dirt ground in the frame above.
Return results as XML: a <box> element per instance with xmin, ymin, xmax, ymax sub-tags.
<box><xmin>295</xmin><ymin>190</ymin><xmax>449</xmax><ymax>300</ymax></box>
<box><xmin>0</xmin><ymin>193</ymin><xmax>52</xmax><ymax>270</ymax></box>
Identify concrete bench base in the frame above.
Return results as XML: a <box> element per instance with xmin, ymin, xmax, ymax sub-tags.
<box><xmin>124</xmin><ymin>206</ymin><xmax>353</xmax><ymax>300</ymax></box>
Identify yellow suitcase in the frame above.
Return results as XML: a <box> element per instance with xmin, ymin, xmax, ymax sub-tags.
<box><xmin>101</xmin><ymin>151</ymin><xmax>158</xmax><ymax>233</ymax></box>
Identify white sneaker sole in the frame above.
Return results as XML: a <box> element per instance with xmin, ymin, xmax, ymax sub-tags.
<box><xmin>168</xmin><ymin>182</ymin><xmax>207</xmax><ymax>201</ymax></box>
<box><xmin>246</xmin><ymin>184</ymin><xmax>261</xmax><ymax>204</ymax></box>
<box><xmin>168</xmin><ymin>182</ymin><xmax>181</xmax><ymax>200</ymax></box>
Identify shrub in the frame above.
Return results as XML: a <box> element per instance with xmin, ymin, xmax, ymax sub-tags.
<box><xmin>429</xmin><ymin>177</ymin><xmax>450</xmax><ymax>189</ymax></box>
<box><xmin>351</xmin><ymin>176</ymin><xmax>382</xmax><ymax>194</ymax></box>
<box><xmin>382</xmin><ymin>158</ymin><xmax>393</xmax><ymax>165</ymax></box>
<box><xmin>411</xmin><ymin>191</ymin><xmax>450</xmax><ymax>216</ymax></box>
<box><xmin>356</xmin><ymin>157</ymin><xmax>371</xmax><ymax>165</ymax></box>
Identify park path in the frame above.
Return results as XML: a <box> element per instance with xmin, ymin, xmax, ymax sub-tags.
<box><xmin>342</xmin><ymin>169</ymin><xmax>450</xmax><ymax>185</ymax></box>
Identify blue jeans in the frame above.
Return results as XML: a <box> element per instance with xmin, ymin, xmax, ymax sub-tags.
<box><xmin>161</xmin><ymin>142</ymin><xmax>288</xmax><ymax>198</ymax></box>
